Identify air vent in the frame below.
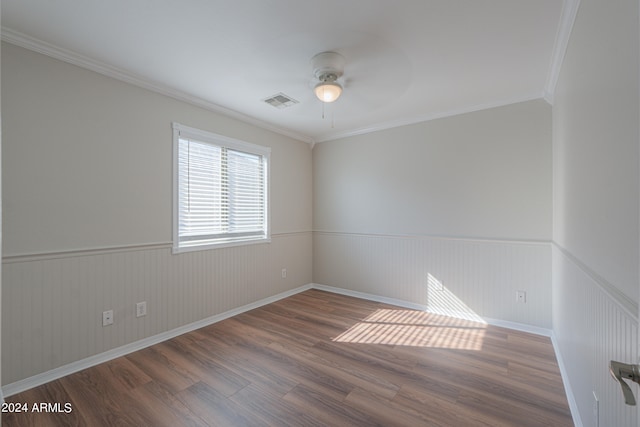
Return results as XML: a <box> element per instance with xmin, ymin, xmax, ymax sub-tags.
<box><xmin>263</xmin><ymin>93</ymin><xmax>299</xmax><ymax>109</ymax></box>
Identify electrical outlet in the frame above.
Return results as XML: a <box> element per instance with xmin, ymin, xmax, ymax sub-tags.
<box><xmin>136</xmin><ymin>301</ymin><xmax>147</xmax><ymax>318</ymax></box>
<box><xmin>102</xmin><ymin>310</ymin><xmax>114</xmax><ymax>326</ymax></box>
<box><xmin>516</xmin><ymin>290</ymin><xmax>527</xmax><ymax>303</ymax></box>
<box><xmin>592</xmin><ymin>391</ymin><xmax>599</xmax><ymax>427</ymax></box>
<box><xmin>281</xmin><ymin>268</ymin><xmax>287</xmax><ymax>279</ymax></box>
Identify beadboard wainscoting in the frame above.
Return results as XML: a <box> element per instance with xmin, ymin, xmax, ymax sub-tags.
<box><xmin>313</xmin><ymin>231</ymin><xmax>552</xmax><ymax>329</ymax></box>
<box><xmin>2</xmin><ymin>231</ymin><xmax>312</xmax><ymax>391</ymax></box>
<box><xmin>552</xmin><ymin>244</ymin><xmax>639</xmax><ymax>427</ymax></box>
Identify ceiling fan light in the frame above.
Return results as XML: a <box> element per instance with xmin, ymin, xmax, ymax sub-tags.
<box><xmin>314</xmin><ymin>81</ymin><xmax>342</xmax><ymax>103</ymax></box>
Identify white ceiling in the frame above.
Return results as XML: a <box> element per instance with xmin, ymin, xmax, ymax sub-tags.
<box><xmin>1</xmin><ymin>0</ymin><xmax>568</xmax><ymax>143</ymax></box>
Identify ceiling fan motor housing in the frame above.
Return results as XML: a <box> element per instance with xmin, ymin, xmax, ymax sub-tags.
<box><xmin>311</xmin><ymin>51</ymin><xmax>345</xmax><ymax>81</ymax></box>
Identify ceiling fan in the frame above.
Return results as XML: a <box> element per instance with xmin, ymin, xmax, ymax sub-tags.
<box><xmin>254</xmin><ymin>33</ymin><xmax>411</xmax><ymax>114</ymax></box>
<box><xmin>311</xmin><ymin>51</ymin><xmax>345</xmax><ymax>103</ymax></box>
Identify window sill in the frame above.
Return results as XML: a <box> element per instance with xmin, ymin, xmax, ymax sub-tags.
<box><xmin>172</xmin><ymin>237</ymin><xmax>271</xmax><ymax>254</ymax></box>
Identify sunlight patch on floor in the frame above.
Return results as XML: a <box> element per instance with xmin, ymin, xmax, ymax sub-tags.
<box><xmin>332</xmin><ymin>309</ymin><xmax>486</xmax><ymax>350</ymax></box>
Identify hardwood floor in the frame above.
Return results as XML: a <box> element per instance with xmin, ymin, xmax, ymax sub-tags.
<box><xmin>3</xmin><ymin>289</ymin><xmax>574</xmax><ymax>426</ymax></box>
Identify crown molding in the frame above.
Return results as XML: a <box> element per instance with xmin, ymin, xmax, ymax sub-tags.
<box><xmin>314</xmin><ymin>92</ymin><xmax>546</xmax><ymax>143</ymax></box>
<box><xmin>1</xmin><ymin>28</ymin><xmax>315</xmax><ymax>145</ymax></box>
<box><xmin>544</xmin><ymin>0</ymin><xmax>581</xmax><ymax>104</ymax></box>
<box><xmin>3</xmin><ymin>15</ymin><xmax>570</xmax><ymax>146</ymax></box>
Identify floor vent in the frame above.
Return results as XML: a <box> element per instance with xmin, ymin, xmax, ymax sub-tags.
<box><xmin>263</xmin><ymin>93</ymin><xmax>299</xmax><ymax>109</ymax></box>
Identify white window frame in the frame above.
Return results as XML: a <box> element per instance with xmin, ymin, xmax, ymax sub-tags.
<box><xmin>172</xmin><ymin>122</ymin><xmax>270</xmax><ymax>253</ymax></box>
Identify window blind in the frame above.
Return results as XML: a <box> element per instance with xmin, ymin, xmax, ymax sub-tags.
<box><xmin>174</xmin><ymin>124</ymin><xmax>269</xmax><ymax>251</ymax></box>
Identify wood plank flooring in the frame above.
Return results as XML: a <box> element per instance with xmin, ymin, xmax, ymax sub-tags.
<box><xmin>2</xmin><ymin>289</ymin><xmax>574</xmax><ymax>426</ymax></box>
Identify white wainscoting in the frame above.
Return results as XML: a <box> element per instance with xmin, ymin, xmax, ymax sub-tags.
<box><xmin>313</xmin><ymin>231</ymin><xmax>552</xmax><ymax>328</ymax></box>
<box><xmin>9</xmin><ymin>229</ymin><xmax>635</xmax><ymax>427</ymax></box>
<box><xmin>552</xmin><ymin>244</ymin><xmax>639</xmax><ymax>427</ymax></box>
<box><xmin>2</xmin><ymin>231</ymin><xmax>312</xmax><ymax>389</ymax></box>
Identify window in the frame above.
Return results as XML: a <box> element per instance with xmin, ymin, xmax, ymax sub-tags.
<box><xmin>173</xmin><ymin>123</ymin><xmax>270</xmax><ymax>253</ymax></box>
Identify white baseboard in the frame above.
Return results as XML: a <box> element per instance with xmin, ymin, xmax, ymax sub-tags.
<box><xmin>550</xmin><ymin>332</ymin><xmax>583</xmax><ymax>427</ymax></box>
<box><xmin>1</xmin><ymin>284</ymin><xmax>313</xmax><ymax>398</ymax></box>
<box><xmin>481</xmin><ymin>316</ymin><xmax>552</xmax><ymax>337</ymax></box>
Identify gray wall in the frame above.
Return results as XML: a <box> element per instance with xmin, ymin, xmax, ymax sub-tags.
<box><xmin>552</xmin><ymin>0</ymin><xmax>639</xmax><ymax>425</ymax></box>
<box><xmin>2</xmin><ymin>43</ymin><xmax>312</xmax><ymax>256</ymax></box>
<box><xmin>314</xmin><ymin>100</ymin><xmax>552</xmax><ymax>240</ymax></box>
<box><xmin>553</xmin><ymin>0</ymin><xmax>638</xmax><ymax>303</ymax></box>
<box><xmin>1</xmin><ymin>43</ymin><xmax>313</xmax><ymax>386</ymax></box>
<box><xmin>313</xmin><ymin>100</ymin><xmax>554</xmax><ymax>328</ymax></box>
